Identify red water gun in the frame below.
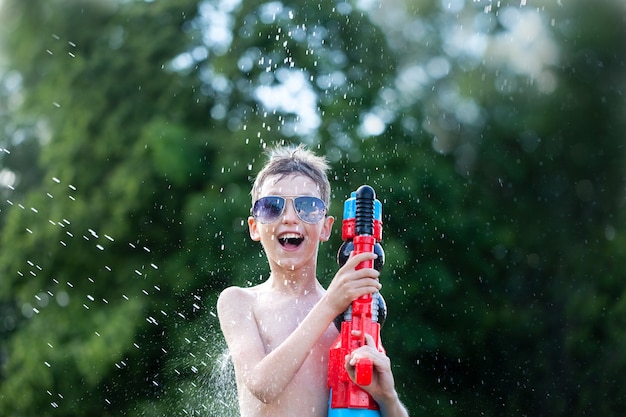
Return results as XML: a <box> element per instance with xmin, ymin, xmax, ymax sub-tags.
<box><xmin>328</xmin><ymin>185</ymin><xmax>386</xmax><ymax>416</ymax></box>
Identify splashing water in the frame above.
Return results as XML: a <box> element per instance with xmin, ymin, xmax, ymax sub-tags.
<box><xmin>205</xmin><ymin>349</ymin><xmax>238</xmax><ymax>417</ymax></box>
<box><xmin>177</xmin><ymin>340</ymin><xmax>239</xmax><ymax>417</ymax></box>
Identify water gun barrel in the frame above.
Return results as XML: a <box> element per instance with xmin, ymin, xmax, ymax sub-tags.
<box><xmin>353</xmin><ymin>185</ymin><xmax>376</xmax><ymax>384</ymax></box>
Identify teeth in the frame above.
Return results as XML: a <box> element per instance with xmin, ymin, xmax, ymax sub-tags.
<box><xmin>280</xmin><ymin>233</ymin><xmax>302</xmax><ymax>240</ymax></box>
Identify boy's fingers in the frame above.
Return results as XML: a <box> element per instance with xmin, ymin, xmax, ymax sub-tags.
<box><xmin>350</xmin><ymin>331</ymin><xmax>376</xmax><ymax>348</ymax></box>
<box><xmin>347</xmin><ymin>251</ymin><xmax>378</xmax><ymax>263</ymax></box>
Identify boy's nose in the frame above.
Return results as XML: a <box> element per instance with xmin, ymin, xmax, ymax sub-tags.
<box><xmin>281</xmin><ymin>199</ymin><xmax>299</xmax><ymax>223</ymax></box>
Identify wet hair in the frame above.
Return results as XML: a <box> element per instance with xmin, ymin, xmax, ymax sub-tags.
<box><xmin>251</xmin><ymin>144</ymin><xmax>331</xmax><ymax>208</ymax></box>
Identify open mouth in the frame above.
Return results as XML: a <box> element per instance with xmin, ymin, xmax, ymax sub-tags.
<box><xmin>278</xmin><ymin>233</ymin><xmax>304</xmax><ymax>249</ymax></box>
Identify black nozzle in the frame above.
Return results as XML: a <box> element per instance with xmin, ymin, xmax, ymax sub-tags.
<box><xmin>355</xmin><ymin>185</ymin><xmax>375</xmax><ymax>236</ymax></box>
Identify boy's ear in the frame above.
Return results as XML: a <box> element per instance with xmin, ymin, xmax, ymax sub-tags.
<box><xmin>248</xmin><ymin>216</ymin><xmax>261</xmax><ymax>241</ymax></box>
<box><xmin>319</xmin><ymin>215</ymin><xmax>334</xmax><ymax>242</ymax></box>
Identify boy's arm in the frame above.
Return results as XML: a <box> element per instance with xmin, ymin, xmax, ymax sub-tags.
<box><xmin>218</xmin><ymin>285</ymin><xmax>336</xmax><ymax>404</ymax></box>
<box><xmin>218</xmin><ymin>252</ymin><xmax>381</xmax><ymax>404</ymax></box>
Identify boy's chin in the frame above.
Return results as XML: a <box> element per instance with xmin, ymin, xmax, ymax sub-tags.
<box><xmin>275</xmin><ymin>254</ymin><xmax>311</xmax><ymax>271</ymax></box>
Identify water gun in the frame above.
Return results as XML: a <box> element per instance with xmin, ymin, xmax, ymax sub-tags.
<box><xmin>328</xmin><ymin>185</ymin><xmax>386</xmax><ymax>416</ymax></box>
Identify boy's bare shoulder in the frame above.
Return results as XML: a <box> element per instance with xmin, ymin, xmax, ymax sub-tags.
<box><xmin>217</xmin><ymin>284</ymin><xmax>270</xmax><ymax>346</ymax></box>
<box><xmin>217</xmin><ymin>284</ymin><xmax>265</xmax><ymax>317</ymax></box>
<box><xmin>219</xmin><ymin>285</ymin><xmax>252</xmax><ymax>299</ymax></box>
<box><xmin>218</xmin><ymin>286</ymin><xmax>254</xmax><ymax>308</ymax></box>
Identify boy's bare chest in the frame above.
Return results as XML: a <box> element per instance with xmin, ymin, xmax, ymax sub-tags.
<box><xmin>253</xmin><ymin>295</ymin><xmax>334</xmax><ymax>353</ymax></box>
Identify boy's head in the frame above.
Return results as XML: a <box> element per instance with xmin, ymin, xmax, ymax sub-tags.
<box><xmin>251</xmin><ymin>144</ymin><xmax>331</xmax><ymax>208</ymax></box>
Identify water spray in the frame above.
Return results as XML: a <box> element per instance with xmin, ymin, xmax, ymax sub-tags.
<box><xmin>328</xmin><ymin>185</ymin><xmax>386</xmax><ymax>416</ymax></box>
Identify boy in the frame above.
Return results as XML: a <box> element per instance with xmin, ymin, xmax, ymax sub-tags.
<box><xmin>218</xmin><ymin>144</ymin><xmax>409</xmax><ymax>417</ymax></box>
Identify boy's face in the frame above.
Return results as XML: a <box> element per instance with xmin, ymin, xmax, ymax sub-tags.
<box><xmin>248</xmin><ymin>174</ymin><xmax>334</xmax><ymax>273</ymax></box>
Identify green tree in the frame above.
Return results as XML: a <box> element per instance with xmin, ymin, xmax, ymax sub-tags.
<box><xmin>366</xmin><ymin>0</ymin><xmax>626</xmax><ymax>415</ymax></box>
<box><xmin>0</xmin><ymin>1</ymin><xmax>209</xmax><ymax>415</ymax></box>
<box><xmin>0</xmin><ymin>0</ymin><xmax>403</xmax><ymax>416</ymax></box>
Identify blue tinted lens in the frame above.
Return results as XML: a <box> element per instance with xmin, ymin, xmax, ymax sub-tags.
<box><xmin>253</xmin><ymin>196</ymin><xmax>286</xmax><ymax>224</ymax></box>
<box><xmin>293</xmin><ymin>196</ymin><xmax>326</xmax><ymax>223</ymax></box>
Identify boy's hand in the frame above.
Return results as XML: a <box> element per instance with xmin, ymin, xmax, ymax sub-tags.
<box><xmin>325</xmin><ymin>251</ymin><xmax>381</xmax><ymax>314</ymax></box>
<box><xmin>344</xmin><ymin>332</ymin><xmax>396</xmax><ymax>404</ymax></box>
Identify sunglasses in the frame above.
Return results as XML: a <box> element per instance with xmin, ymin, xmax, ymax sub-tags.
<box><xmin>252</xmin><ymin>195</ymin><xmax>327</xmax><ymax>224</ymax></box>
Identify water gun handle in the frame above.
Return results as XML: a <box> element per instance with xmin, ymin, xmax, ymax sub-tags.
<box><xmin>354</xmin><ymin>309</ymin><xmax>374</xmax><ymax>386</ymax></box>
<box><xmin>355</xmin><ymin>357</ymin><xmax>373</xmax><ymax>386</ymax></box>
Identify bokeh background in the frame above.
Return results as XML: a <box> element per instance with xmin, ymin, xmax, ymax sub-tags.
<box><xmin>0</xmin><ymin>0</ymin><xmax>624</xmax><ymax>415</ymax></box>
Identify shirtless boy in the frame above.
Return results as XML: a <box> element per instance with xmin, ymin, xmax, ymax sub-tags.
<box><xmin>218</xmin><ymin>144</ymin><xmax>409</xmax><ymax>417</ymax></box>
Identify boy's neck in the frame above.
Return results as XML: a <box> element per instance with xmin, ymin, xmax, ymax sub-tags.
<box><xmin>268</xmin><ymin>268</ymin><xmax>320</xmax><ymax>296</ymax></box>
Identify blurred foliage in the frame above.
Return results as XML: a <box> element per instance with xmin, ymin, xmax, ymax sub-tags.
<box><xmin>0</xmin><ymin>0</ymin><xmax>624</xmax><ymax>416</ymax></box>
